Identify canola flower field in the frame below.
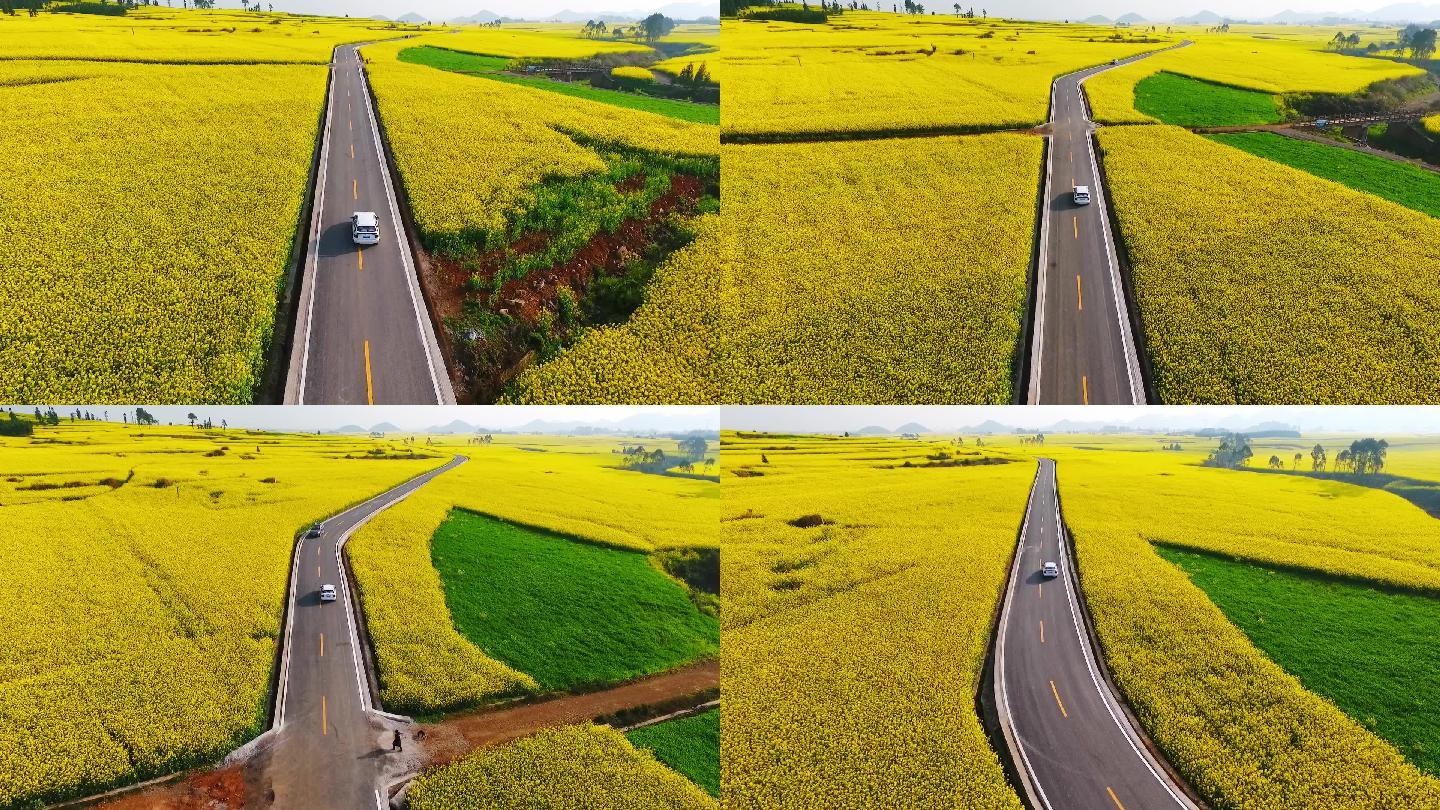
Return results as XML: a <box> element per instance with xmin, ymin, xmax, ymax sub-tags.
<box><xmin>722</xmin><ymin>13</ymin><xmax>1168</xmax><ymax>138</ymax></box>
<box><xmin>407</xmin><ymin>724</ymin><xmax>718</xmax><ymax>810</ymax></box>
<box><xmin>0</xmin><ymin>59</ymin><xmax>326</xmax><ymax>403</ymax></box>
<box><xmin>1097</xmin><ymin>125</ymin><xmax>1440</xmax><ymax>403</ymax></box>
<box><xmin>346</xmin><ymin>435</ymin><xmax>718</xmax><ymax>713</ymax></box>
<box><xmin>1083</xmin><ymin>28</ymin><xmax>1421</xmax><ymax>124</ymax></box>
<box><xmin>720</xmin><ymin>135</ymin><xmax>1040</xmax><ymax>403</ymax></box>
<box><xmin>1425</xmin><ymin>112</ymin><xmax>1440</xmax><ymax>136</ymax></box>
<box><xmin>722</xmin><ymin>433</ymin><xmax>1032</xmax><ymax>808</ymax></box>
<box><xmin>1038</xmin><ymin>436</ymin><xmax>1440</xmax><ymax>807</ymax></box>
<box><xmin>0</xmin><ymin>420</ymin><xmax>446</xmax><ymax>807</ymax></box>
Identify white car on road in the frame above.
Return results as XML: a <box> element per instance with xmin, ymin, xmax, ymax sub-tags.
<box><xmin>320</xmin><ymin>584</ymin><xmax>337</xmax><ymax>602</ymax></box>
<box><xmin>1072</xmin><ymin>185</ymin><xmax>1091</xmax><ymax>206</ymax></box>
<box><xmin>351</xmin><ymin>211</ymin><xmax>380</xmax><ymax>245</ymax></box>
<box><xmin>1042</xmin><ymin>561</ymin><xmax>1060</xmax><ymax>578</ymax></box>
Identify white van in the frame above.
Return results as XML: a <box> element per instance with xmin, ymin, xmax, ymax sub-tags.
<box><xmin>351</xmin><ymin>211</ymin><xmax>380</xmax><ymax>245</ymax></box>
<box><xmin>320</xmin><ymin>584</ymin><xmax>337</xmax><ymax>602</ymax></box>
<box><xmin>1072</xmin><ymin>185</ymin><xmax>1091</xmax><ymax>206</ymax></box>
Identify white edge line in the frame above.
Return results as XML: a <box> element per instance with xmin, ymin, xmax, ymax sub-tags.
<box><xmin>291</xmin><ymin>53</ymin><xmax>336</xmax><ymax>406</ymax></box>
<box><xmin>1081</xmin><ymin>129</ymin><xmax>1143</xmax><ymax>405</ymax></box>
<box><xmin>274</xmin><ymin>532</ymin><xmax>306</xmax><ymax>727</ymax></box>
<box><xmin>1051</xmin><ymin>472</ymin><xmax>1192</xmax><ymax>809</ymax></box>
<box><xmin>1028</xmin><ymin>83</ymin><xmax>1055</xmax><ymax>406</ymax></box>
<box><xmin>356</xmin><ymin>49</ymin><xmax>450</xmax><ymax>406</ymax></box>
<box><xmin>375</xmin><ymin>788</ymin><xmax>387</xmax><ymax>810</ymax></box>
<box><xmin>995</xmin><ymin>462</ymin><xmax>1054</xmax><ymax>810</ymax></box>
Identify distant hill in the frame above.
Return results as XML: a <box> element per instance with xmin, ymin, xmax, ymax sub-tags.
<box><xmin>369</xmin><ymin>422</ymin><xmax>402</xmax><ymax>433</ymax></box>
<box><xmin>545</xmin><ymin>3</ymin><xmax>717</xmax><ymax>22</ymax></box>
<box><xmin>1081</xmin><ymin>14</ymin><xmax>1111</xmax><ymax>23</ymax></box>
<box><xmin>395</xmin><ymin>11</ymin><xmax>428</xmax><ymax>23</ymax></box>
<box><xmin>894</xmin><ymin>422</ymin><xmax>933</xmax><ymax>434</ymax></box>
<box><xmin>335</xmin><ymin>424</ymin><xmax>366</xmax><ymax>434</ymax></box>
<box><xmin>1115</xmin><ymin>11</ymin><xmax>1147</xmax><ymax>23</ymax></box>
<box><xmin>1173</xmin><ymin>9</ymin><xmax>1224</xmax><ymax>23</ymax></box>
<box><xmin>855</xmin><ymin>425</ymin><xmax>892</xmax><ymax>435</ymax></box>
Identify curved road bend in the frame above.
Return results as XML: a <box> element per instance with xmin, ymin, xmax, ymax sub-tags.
<box><xmin>264</xmin><ymin>455</ymin><xmax>465</xmax><ymax>809</ymax></box>
<box><xmin>1028</xmin><ymin>44</ymin><xmax>1188</xmax><ymax>405</ymax></box>
<box><xmin>285</xmin><ymin>43</ymin><xmax>453</xmax><ymax>405</ymax></box>
<box><xmin>993</xmin><ymin>459</ymin><xmax>1200</xmax><ymax>810</ymax></box>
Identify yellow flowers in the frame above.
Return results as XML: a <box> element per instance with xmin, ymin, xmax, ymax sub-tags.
<box><xmin>347</xmin><ymin>436</ymin><xmax>718</xmax><ymax>712</ymax></box>
<box><xmin>0</xmin><ymin>59</ymin><xmax>326</xmax><ymax>403</ymax></box>
<box><xmin>722</xmin><ymin>13</ymin><xmax>1172</xmax><ymax>137</ymax></box>
<box><xmin>1426</xmin><ymin>113</ymin><xmax>1440</xmax><ymax>136</ymax></box>
<box><xmin>1051</xmin><ymin>442</ymin><xmax>1440</xmax><ymax>806</ymax></box>
<box><xmin>612</xmin><ymin>65</ymin><xmax>657</xmax><ymax>81</ymax></box>
<box><xmin>718</xmin><ymin>135</ymin><xmax>1040</xmax><ymax>403</ymax></box>
<box><xmin>508</xmin><ymin>215</ymin><xmax>724</xmax><ymax>404</ymax></box>
<box><xmin>1084</xmin><ymin>30</ymin><xmax>1422</xmax><ymax>124</ymax></box>
<box><xmin>0</xmin><ymin>422</ymin><xmax>446</xmax><ymax>807</ymax></box>
<box><xmin>722</xmin><ymin>433</ymin><xmax>1031</xmax><ymax>808</ymax></box>
<box><xmin>408</xmin><ymin>724</ymin><xmax>717</xmax><ymax>809</ymax></box>
<box><xmin>1097</xmin><ymin>125</ymin><xmax>1440</xmax><ymax>403</ymax></box>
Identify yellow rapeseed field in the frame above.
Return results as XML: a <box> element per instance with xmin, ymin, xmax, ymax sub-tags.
<box><xmin>655</xmin><ymin>24</ymin><xmax>720</xmax><ymax>83</ymax></box>
<box><xmin>1084</xmin><ymin>28</ymin><xmax>1422</xmax><ymax>123</ymax></box>
<box><xmin>408</xmin><ymin>725</ymin><xmax>717</xmax><ymax>810</ymax></box>
<box><xmin>0</xmin><ymin>420</ymin><xmax>446</xmax><ymax>807</ymax></box>
<box><xmin>722</xmin><ymin>432</ymin><xmax>1031</xmax><ymax>808</ymax></box>
<box><xmin>1045</xmin><ymin>439</ymin><xmax>1440</xmax><ymax>807</ymax></box>
<box><xmin>722</xmin><ymin>13</ymin><xmax>1171</xmax><ymax>137</ymax></box>
<box><xmin>507</xmin><ymin>215</ymin><xmax>723</xmax><ymax>403</ymax></box>
<box><xmin>1097</xmin><ymin>125</ymin><xmax>1440</xmax><ymax>403</ymax></box>
<box><xmin>347</xmin><ymin>435</ymin><xmax>718</xmax><ymax>712</ymax></box>
<box><xmin>0</xmin><ymin>59</ymin><xmax>326</xmax><ymax>403</ymax></box>
<box><xmin>719</xmin><ymin>134</ymin><xmax>1040</xmax><ymax>403</ymax></box>
<box><xmin>0</xmin><ymin>8</ymin><xmax>415</xmax><ymax>63</ymax></box>
<box><xmin>362</xmin><ymin>37</ymin><xmax>716</xmax><ymax>239</ymax></box>
<box><xmin>1425</xmin><ymin>112</ymin><xmax>1440</xmax><ymax>136</ymax></box>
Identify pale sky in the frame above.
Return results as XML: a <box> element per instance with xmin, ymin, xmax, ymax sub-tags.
<box><xmin>244</xmin><ymin>0</ymin><xmax>718</xmax><ymax>22</ymax></box>
<box><xmin>29</xmin><ymin>405</ymin><xmax>717</xmax><ymax>433</ymax></box>
<box><xmin>722</xmin><ymin>406</ymin><xmax>1440</xmax><ymax>434</ymax></box>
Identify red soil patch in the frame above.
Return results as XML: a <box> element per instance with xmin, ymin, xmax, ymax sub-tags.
<box><xmin>416</xmin><ymin>173</ymin><xmax>706</xmax><ymax>403</ymax></box>
<box><xmin>418</xmin><ymin>658</ymin><xmax>719</xmax><ymax>768</ymax></box>
<box><xmin>92</xmin><ymin>766</ymin><xmax>247</xmax><ymax>810</ymax></box>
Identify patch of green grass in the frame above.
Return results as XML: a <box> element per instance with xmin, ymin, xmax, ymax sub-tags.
<box><xmin>1134</xmin><ymin>71</ymin><xmax>1281</xmax><ymax>126</ymax></box>
<box><xmin>626</xmin><ymin>708</ymin><xmax>720</xmax><ymax>796</ymax></box>
<box><xmin>399</xmin><ymin>46</ymin><xmax>719</xmax><ymax>125</ymax></box>
<box><xmin>1208</xmin><ymin>132</ymin><xmax>1440</xmax><ymax>218</ymax></box>
<box><xmin>1157</xmin><ymin>545</ymin><xmax>1440</xmax><ymax>776</ymax></box>
<box><xmin>430</xmin><ymin>509</ymin><xmax>719</xmax><ymax>692</ymax></box>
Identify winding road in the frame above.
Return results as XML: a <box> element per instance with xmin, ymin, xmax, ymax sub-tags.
<box><xmin>255</xmin><ymin>455</ymin><xmax>465</xmax><ymax>808</ymax></box>
<box><xmin>285</xmin><ymin>43</ymin><xmax>452</xmax><ymax>406</ymax></box>
<box><xmin>993</xmin><ymin>459</ymin><xmax>1199</xmax><ymax>810</ymax></box>
<box><xmin>1028</xmin><ymin>45</ymin><xmax>1188</xmax><ymax>405</ymax></box>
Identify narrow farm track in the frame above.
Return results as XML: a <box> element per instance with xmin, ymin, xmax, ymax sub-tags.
<box><xmin>993</xmin><ymin>460</ymin><xmax>1200</xmax><ymax>810</ymax></box>
<box><xmin>285</xmin><ymin>43</ymin><xmax>452</xmax><ymax>405</ymax></box>
<box><xmin>1028</xmin><ymin>43</ymin><xmax>1188</xmax><ymax>405</ymax></box>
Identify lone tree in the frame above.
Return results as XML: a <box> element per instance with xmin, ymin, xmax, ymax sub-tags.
<box><xmin>1311</xmin><ymin>443</ymin><xmax>1327</xmax><ymax>472</ymax></box>
<box><xmin>1203</xmin><ymin>433</ymin><xmax>1253</xmax><ymax>469</ymax></box>
<box><xmin>1269</xmin><ymin>455</ymin><xmax>1284</xmax><ymax>469</ymax></box>
<box><xmin>640</xmin><ymin>12</ymin><xmax>674</xmax><ymax>43</ymax></box>
<box><xmin>679</xmin><ymin>435</ymin><xmax>709</xmax><ymax>460</ymax></box>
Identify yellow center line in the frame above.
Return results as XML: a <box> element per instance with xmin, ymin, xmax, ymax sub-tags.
<box><xmin>320</xmin><ymin>633</ymin><xmax>325</xmax><ymax>658</ymax></box>
<box><xmin>1082</xmin><ymin>375</ymin><xmax>1090</xmax><ymax>405</ymax></box>
<box><xmin>353</xmin><ymin>178</ymin><xmax>357</xmax><ymax>200</ymax></box>
<box><xmin>321</xmin><ymin>694</ymin><xmax>328</xmax><ymax>735</ymax></box>
<box><xmin>358</xmin><ymin>249</ymin><xmax>363</xmax><ymax>272</ymax></box>
<box><xmin>1107</xmin><ymin>786</ymin><xmax>1126</xmax><ymax>810</ymax></box>
<box><xmin>1076</xmin><ymin>274</ymin><xmax>1083</xmax><ymax>310</ymax></box>
<box><xmin>1040</xmin><ymin>620</ymin><xmax>1045</xmax><ymax>643</ymax></box>
<box><xmin>1050</xmin><ymin>680</ymin><xmax>1068</xmax><ymax>718</ymax></box>
<box><xmin>364</xmin><ymin>340</ymin><xmax>374</xmax><ymax>405</ymax></box>
<box><xmin>1073</xmin><ymin>216</ymin><xmax>1079</xmax><ymax>239</ymax></box>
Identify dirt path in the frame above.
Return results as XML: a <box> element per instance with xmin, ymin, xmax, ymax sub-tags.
<box><xmin>1194</xmin><ymin>123</ymin><xmax>1440</xmax><ymax>171</ymax></box>
<box><xmin>418</xmin><ymin>659</ymin><xmax>720</xmax><ymax>768</ymax></box>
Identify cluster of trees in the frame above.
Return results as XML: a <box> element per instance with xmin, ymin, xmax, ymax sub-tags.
<box><xmin>1203</xmin><ymin>433</ymin><xmax>1253</xmax><ymax>469</ymax></box>
<box><xmin>1306</xmin><ymin>438</ymin><xmax>1390</xmax><ymax>475</ymax></box>
<box><xmin>1327</xmin><ymin>31</ymin><xmax>1364</xmax><ymax>50</ymax></box>
<box><xmin>592</xmin><ymin>13</ymin><xmax>675</xmax><ymax>43</ymax></box>
<box><xmin>674</xmin><ymin>61</ymin><xmax>714</xmax><ymax>86</ymax></box>
<box><xmin>1397</xmin><ymin>25</ymin><xmax>1438</xmax><ymax>59</ymax></box>
<box><xmin>0</xmin><ymin>412</ymin><xmax>34</xmax><ymax>437</ymax></box>
<box><xmin>950</xmin><ymin>4</ymin><xmax>986</xmax><ymax>16</ymax></box>
<box><xmin>1018</xmin><ymin>433</ymin><xmax>1046</xmax><ymax>445</ymax></box>
<box><xmin>0</xmin><ymin>0</ymin><xmax>42</xmax><ymax>17</ymax></box>
<box><xmin>465</xmin><ymin>434</ymin><xmax>495</xmax><ymax>445</ymax></box>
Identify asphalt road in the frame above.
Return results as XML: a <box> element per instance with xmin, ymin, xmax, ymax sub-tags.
<box><xmin>264</xmin><ymin>455</ymin><xmax>465</xmax><ymax>808</ymax></box>
<box><xmin>1028</xmin><ymin>50</ymin><xmax>1181</xmax><ymax>405</ymax></box>
<box><xmin>994</xmin><ymin>459</ymin><xmax>1199</xmax><ymax>810</ymax></box>
<box><xmin>285</xmin><ymin>43</ymin><xmax>452</xmax><ymax>405</ymax></box>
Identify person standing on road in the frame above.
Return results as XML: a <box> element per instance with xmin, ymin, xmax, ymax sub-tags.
<box><xmin>391</xmin><ymin>730</ymin><xmax>403</xmax><ymax>753</ymax></box>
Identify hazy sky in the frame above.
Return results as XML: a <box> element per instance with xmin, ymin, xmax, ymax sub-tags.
<box><xmin>34</xmin><ymin>405</ymin><xmax>717</xmax><ymax>433</ymax></box>
<box><xmin>248</xmin><ymin>0</ymin><xmax>717</xmax><ymax>22</ymax></box>
<box><xmin>723</xmin><ymin>406</ymin><xmax>1440</xmax><ymax>434</ymax></box>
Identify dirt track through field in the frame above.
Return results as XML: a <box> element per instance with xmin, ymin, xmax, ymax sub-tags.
<box><xmin>418</xmin><ymin>658</ymin><xmax>720</xmax><ymax>767</ymax></box>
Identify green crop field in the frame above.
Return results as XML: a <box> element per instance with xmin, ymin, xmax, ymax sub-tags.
<box><xmin>430</xmin><ymin>509</ymin><xmax>719</xmax><ymax>691</ymax></box>
<box><xmin>399</xmin><ymin>45</ymin><xmax>719</xmax><ymax>125</ymax></box>
<box><xmin>1134</xmin><ymin>72</ymin><xmax>1281</xmax><ymax>127</ymax></box>
<box><xmin>627</xmin><ymin>708</ymin><xmax>720</xmax><ymax>796</ymax></box>
<box><xmin>1207</xmin><ymin>132</ymin><xmax>1440</xmax><ymax>218</ymax></box>
<box><xmin>1157</xmin><ymin>545</ymin><xmax>1440</xmax><ymax>777</ymax></box>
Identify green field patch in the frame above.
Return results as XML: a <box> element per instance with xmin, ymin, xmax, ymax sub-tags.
<box><xmin>1157</xmin><ymin>545</ymin><xmax>1440</xmax><ymax>776</ymax></box>
<box><xmin>626</xmin><ymin>708</ymin><xmax>720</xmax><ymax>796</ymax></box>
<box><xmin>430</xmin><ymin>509</ymin><xmax>719</xmax><ymax>691</ymax></box>
<box><xmin>1134</xmin><ymin>71</ymin><xmax>1281</xmax><ymax>126</ymax></box>
<box><xmin>1207</xmin><ymin>132</ymin><xmax>1440</xmax><ymax>218</ymax></box>
<box><xmin>399</xmin><ymin>45</ymin><xmax>719</xmax><ymax>125</ymax></box>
